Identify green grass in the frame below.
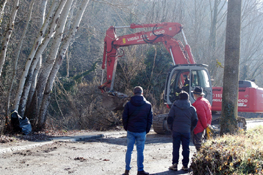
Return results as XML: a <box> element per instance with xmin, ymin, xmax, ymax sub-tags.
<box><xmin>191</xmin><ymin>126</ymin><xmax>263</xmax><ymax>175</ymax></box>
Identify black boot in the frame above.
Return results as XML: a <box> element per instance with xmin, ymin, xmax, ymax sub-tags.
<box><xmin>122</xmin><ymin>170</ymin><xmax>129</xmax><ymax>175</ymax></box>
<box><xmin>137</xmin><ymin>170</ymin><xmax>149</xmax><ymax>175</ymax></box>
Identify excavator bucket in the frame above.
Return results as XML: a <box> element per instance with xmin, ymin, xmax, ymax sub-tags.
<box><xmin>101</xmin><ymin>91</ymin><xmax>130</xmax><ymax>111</ymax></box>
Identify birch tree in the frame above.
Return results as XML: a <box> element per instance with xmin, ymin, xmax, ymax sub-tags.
<box><xmin>32</xmin><ymin>0</ymin><xmax>72</xmax><ymax>119</ymax></box>
<box><xmin>27</xmin><ymin>0</ymin><xmax>48</xmax><ymax>112</ymax></box>
<box><xmin>16</xmin><ymin>0</ymin><xmax>67</xmax><ymax>118</ymax></box>
<box><xmin>6</xmin><ymin>0</ymin><xmax>35</xmax><ymax>120</ymax></box>
<box><xmin>38</xmin><ymin>0</ymin><xmax>90</xmax><ymax>128</ymax></box>
<box><xmin>19</xmin><ymin>1</ymin><xmax>67</xmax><ymax>125</ymax></box>
<box><xmin>0</xmin><ymin>0</ymin><xmax>19</xmax><ymax>77</ymax></box>
<box><xmin>21</xmin><ymin>1</ymin><xmax>64</xmax><ymax>116</ymax></box>
<box><xmin>32</xmin><ymin>0</ymin><xmax>74</xmax><ymax>127</ymax></box>
<box><xmin>13</xmin><ymin>0</ymin><xmax>59</xmax><ymax>113</ymax></box>
<box><xmin>0</xmin><ymin>0</ymin><xmax>8</xmax><ymax>27</ymax></box>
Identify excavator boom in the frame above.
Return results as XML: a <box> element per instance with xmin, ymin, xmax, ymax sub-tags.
<box><xmin>99</xmin><ymin>22</ymin><xmax>195</xmax><ymax>92</ymax></box>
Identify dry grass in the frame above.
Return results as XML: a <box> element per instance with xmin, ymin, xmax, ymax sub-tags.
<box><xmin>46</xmin><ymin>81</ymin><xmax>124</xmax><ymax>131</ymax></box>
<box><xmin>191</xmin><ymin>126</ymin><xmax>263</xmax><ymax>175</ymax></box>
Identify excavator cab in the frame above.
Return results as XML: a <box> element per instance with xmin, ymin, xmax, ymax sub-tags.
<box><xmin>164</xmin><ymin>64</ymin><xmax>212</xmax><ymax>106</ymax></box>
<box><xmin>153</xmin><ymin>64</ymin><xmax>212</xmax><ymax>134</ymax></box>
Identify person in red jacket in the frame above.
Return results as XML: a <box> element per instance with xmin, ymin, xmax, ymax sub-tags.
<box><xmin>192</xmin><ymin>86</ymin><xmax>212</xmax><ymax>151</ymax></box>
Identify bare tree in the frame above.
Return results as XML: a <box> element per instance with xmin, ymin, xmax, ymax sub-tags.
<box><xmin>33</xmin><ymin>0</ymin><xmax>71</xmax><ymax>114</ymax></box>
<box><xmin>17</xmin><ymin>0</ymin><xmax>67</xmax><ymax>118</ymax></box>
<box><xmin>13</xmin><ymin>0</ymin><xmax>59</xmax><ymax>113</ymax></box>
<box><xmin>239</xmin><ymin>0</ymin><xmax>263</xmax><ymax>82</ymax></box>
<box><xmin>6</xmin><ymin>0</ymin><xmax>35</xmax><ymax>120</ymax></box>
<box><xmin>27</xmin><ymin>0</ymin><xmax>48</xmax><ymax>112</ymax></box>
<box><xmin>22</xmin><ymin>1</ymin><xmax>68</xmax><ymax>124</ymax></box>
<box><xmin>34</xmin><ymin>0</ymin><xmax>74</xmax><ymax>128</ymax></box>
<box><xmin>220</xmin><ymin>0</ymin><xmax>242</xmax><ymax>135</ymax></box>
<box><xmin>0</xmin><ymin>0</ymin><xmax>19</xmax><ymax>77</ymax></box>
<box><xmin>0</xmin><ymin>0</ymin><xmax>8</xmax><ymax>27</ymax></box>
<box><xmin>38</xmin><ymin>0</ymin><xmax>91</xmax><ymax>129</ymax></box>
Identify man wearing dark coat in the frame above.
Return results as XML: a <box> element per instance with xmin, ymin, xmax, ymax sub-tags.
<box><xmin>122</xmin><ymin>86</ymin><xmax>153</xmax><ymax>175</ymax></box>
<box><xmin>167</xmin><ymin>91</ymin><xmax>198</xmax><ymax>172</ymax></box>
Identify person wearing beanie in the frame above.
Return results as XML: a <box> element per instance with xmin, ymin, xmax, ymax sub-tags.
<box><xmin>167</xmin><ymin>91</ymin><xmax>198</xmax><ymax>172</ymax></box>
<box><xmin>122</xmin><ymin>86</ymin><xmax>153</xmax><ymax>175</ymax></box>
<box><xmin>192</xmin><ymin>86</ymin><xmax>212</xmax><ymax>151</ymax></box>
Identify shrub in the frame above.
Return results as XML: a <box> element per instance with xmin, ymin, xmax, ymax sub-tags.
<box><xmin>191</xmin><ymin>126</ymin><xmax>263</xmax><ymax>175</ymax></box>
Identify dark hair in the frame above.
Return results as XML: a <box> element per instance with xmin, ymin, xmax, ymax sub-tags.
<box><xmin>133</xmin><ymin>86</ymin><xmax>143</xmax><ymax>95</ymax></box>
<box><xmin>179</xmin><ymin>91</ymin><xmax>189</xmax><ymax>100</ymax></box>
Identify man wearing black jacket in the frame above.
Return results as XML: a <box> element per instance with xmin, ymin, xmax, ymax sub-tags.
<box><xmin>167</xmin><ymin>91</ymin><xmax>198</xmax><ymax>172</ymax></box>
<box><xmin>122</xmin><ymin>86</ymin><xmax>153</xmax><ymax>175</ymax></box>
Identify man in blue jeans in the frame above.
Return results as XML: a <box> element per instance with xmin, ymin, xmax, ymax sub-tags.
<box><xmin>122</xmin><ymin>86</ymin><xmax>153</xmax><ymax>175</ymax></box>
<box><xmin>167</xmin><ymin>91</ymin><xmax>198</xmax><ymax>172</ymax></box>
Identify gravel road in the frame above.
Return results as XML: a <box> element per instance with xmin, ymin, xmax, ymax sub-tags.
<box><xmin>0</xmin><ymin>130</ymin><xmax>195</xmax><ymax>175</ymax></box>
<box><xmin>1</xmin><ymin>119</ymin><xmax>262</xmax><ymax>175</ymax></box>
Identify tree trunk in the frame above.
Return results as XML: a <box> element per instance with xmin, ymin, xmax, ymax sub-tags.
<box><xmin>220</xmin><ymin>0</ymin><xmax>242</xmax><ymax>135</ymax></box>
<box><xmin>209</xmin><ymin>0</ymin><xmax>218</xmax><ymax>52</ymax></box>
<box><xmin>6</xmin><ymin>0</ymin><xmax>35</xmax><ymax>121</ymax></box>
<box><xmin>18</xmin><ymin>0</ymin><xmax>66</xmax><ymax>120</ymax></box>
<box><xmin>209</xmin><ymin>0</ymin><xmax>219</xmax><ymax>80</ymax></box>
<box><xmin>36</xmin><ymin>0</ymin><xmax>73</xmax><ymax>128</ymax></box>
<box><xmin>0</xmin><ymin>0</ymin><xmax>8</xmax><ymax>27</ymax></box>
<box><xmin>65</xmin><ymin>2</ymin><xmax>75</xmax><ymax>78</ymax></box>
<box><xmin>0</xmin><ymin>0</ymin><xmax>19</xmax><ymax>77</ymax></box>
<box><xmin>38</xmin><ymin>0</ymin><xmax>90</xmax><ymax>129</ymax></box>
<box><xmin>26</xmin><ymin>0</ymin><xmax>47</xmax><ymax>114</ymax></box>
<box><xmin>23</xmin><ymin>0</ymin><xmax>67</xmax><ymax>128</ymax></box>
<box><xmin>13</xmin><ymin>0</ymin><xmax>58</xmax><ymax>112</ymax></box>
<box><xmin>27</xmin><ymin>57</ymin><xmax>41</xmax><ymax>113</ymax></box>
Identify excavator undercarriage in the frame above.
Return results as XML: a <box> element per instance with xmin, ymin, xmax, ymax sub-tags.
<box><xmin>152</xmin><ymin>113</ymin><xmax>247</xmax><ymax>135</ymax></box>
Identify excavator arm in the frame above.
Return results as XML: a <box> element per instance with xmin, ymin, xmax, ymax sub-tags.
<box><xmin>99</xmin><ymin>22</ymin><xmax>195</xmax><ymax>92</ymax></box>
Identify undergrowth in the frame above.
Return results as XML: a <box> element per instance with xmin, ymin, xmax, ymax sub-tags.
<box><xmin>191</xmin><ymin>126</ymin><xmax>263</xmax><ymax>175</ymax></box>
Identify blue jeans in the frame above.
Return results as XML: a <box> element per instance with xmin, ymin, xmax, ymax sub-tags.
<box><xmin>125</xmin><ymin>131</ymin><xmax>146</xmax><ymax>171</ymax></box>
<box><xmin>172</xmin><ymin>131</ymin><xmax>190</xmax><ymax>167</ymax></box>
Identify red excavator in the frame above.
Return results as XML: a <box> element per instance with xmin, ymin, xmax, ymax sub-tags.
<box><xmin>99</xmin><ymin>22</ymin><xmax>263</xmax><ymax>134</ymax></box>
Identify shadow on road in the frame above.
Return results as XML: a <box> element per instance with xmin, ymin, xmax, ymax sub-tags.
<box><xmin>152</xmin><ymin>169</ymin><xmax>191</xmax><ymax>175</ymax></box>
<box><xmin>85</xmin><ymin>133</ymin><xmax>195</xmax><ymax>147</ymax></box>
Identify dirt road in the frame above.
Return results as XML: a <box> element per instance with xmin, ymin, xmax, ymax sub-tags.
<box><xmin>0</xmin><ymin>130</ymin><xmax>195</xmax><ymax>175</ymax></box>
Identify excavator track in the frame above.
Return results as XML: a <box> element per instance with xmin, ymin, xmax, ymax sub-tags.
<box><xmin>153</xmin><ymin>114</ymin><xmax>247</xmax><ymax>135</ymax></box>
<box><xmin>237</xmin><ymin>116</ymin><xmax>247</xmax><ymax>131</ymax></box>
<box><xmin>153</xmin><ymin>113</ymin><xmax>171</xmax><ymax>135</ymax></box>
<box><xmin>211</xmin><ymin>114</ymin><xmax>247</xmax><ymax>135</ymax></box>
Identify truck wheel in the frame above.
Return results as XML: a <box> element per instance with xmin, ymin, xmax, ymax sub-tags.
<box><xmin>153</xmin><ymin>114</ymin><xmax>171</xmax><ymax>135</ymax></box>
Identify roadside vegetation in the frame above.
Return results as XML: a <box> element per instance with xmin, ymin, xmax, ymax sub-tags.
<box><xmin>191</xmin><ymin>126</ymin><xmax>263</xmax><ymax>174</ymax></box>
